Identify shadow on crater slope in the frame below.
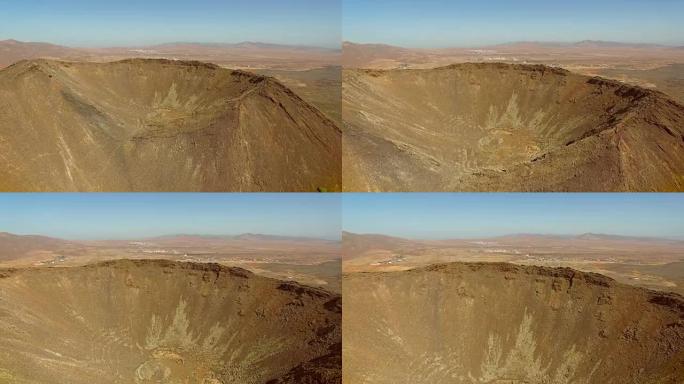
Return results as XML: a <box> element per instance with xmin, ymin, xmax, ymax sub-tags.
<box><xmin>0</xmin><ymin>59</ymin><xmax>341</xmax><ymax>192</ymax></box>
<box><xmin>0</xmin><ymin>260</ymin><xmax>341</xmax><ymax>384</ymax></box>
<box><xmin>343</xmin><ymin>63</ymin><xmax>684</xmax><ymax>191</ymax></box>
<box><xmin>343</xmin><ymin>262</ymin><xmax>684</xmax><ymax>383</ymax></box>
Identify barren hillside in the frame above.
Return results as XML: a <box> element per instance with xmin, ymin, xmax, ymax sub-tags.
<box><xmin>343</xmin><ymin>262</ymin><xmax>684</xmax><ymax>383</ymax></box>
<box><xmin>0</xmin><ymin>260</ymin><xmax>341</xmax><ymax>383</ymax></box>
<box><xmin>343</xmin><ymin>63</ymin><xmax>684</xmax><ymax>191</ymax></box>
<box><xmin>0</xmin><ymin>59</ymin><xmax>341</xmax><ymax>191</ymax></box>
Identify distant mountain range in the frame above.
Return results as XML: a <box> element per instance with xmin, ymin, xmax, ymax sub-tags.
<box><xmin>1</xmin><ymin>38</ymin><xmax>337</xmax><ymax>51</ymax></box>
<box><xmin>1</xmin><ymin>230</ymin><xmax>677</xmax><ymax>247</ymax></box>
<box><xmin>342</xmin><ymin>40</ymin><xmax>684</xmax><ymax>68</ymax></box>
<box><xmin>0</xmin><ymin>231</ymin><xmax>337</xmax><ymax>258</ymax></box>
<box><xmin>341</xmin><ymin>231</ymin><xmax>684</xmax><ymax>261</ymax></box>
<box><xmin>148</xmin><ymin>41</ymin><xmax>339</xmax><ymax>51</ymax></box>
<box><xmin>0</xmin><ymin>39</ymin><xmax>340</xmax><ymax>69</ymax></box>
<box><xmin>342</xmin><ymin>231</ymin><xmax>684</xmax><ymax>243</ymax></box>
<box><xmin>0</xmin><ymin>39</ymin><xmax>84</xmax><ymax>67</ymax></box>
<box><xmin>494</xmin><ymin>40</ymin><xmax>679</xmax><ymax>49</ymax></box>
<box><xmin>143</xmin><ymin>233</ymin><xmax>338</xmax><ymax>243</ymax></box>
<box><xmin>0</xmin><ymin>232</ymin><xmax>75</xmax><ymax>260</ymax></box>
<box><xmin>344</xmin><ymin>40</ymin><xmax>682</xmax><ymax>51</ymax></box>
<box><xmin>0</xmin><ymin>231</ymin><xmax>333</xmax><ymax>242</ymax></box>
<box><xmin>4</xmin><ymin>38</ymin><xmax>679</xmax><ymax>70</ymax></box>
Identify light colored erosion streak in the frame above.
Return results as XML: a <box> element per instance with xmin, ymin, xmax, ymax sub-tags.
<box><xmin>342</xmin><ymin>63</ymin><xmax>684</xmax><ymax>192</ymax></box>
<box><xmin>0</xmin><ymin>59</ymin><xmax>342</xmax><ymax>192</ymax></box>
<box><xmin>343</xmin><ymin>263</ymin><xmax>684</xmax><ymax>383</ymax></box>
<box><xmin>0</xmin><ymin>260</ymin><xmax>341</xmax><ymax>384</ymax></box>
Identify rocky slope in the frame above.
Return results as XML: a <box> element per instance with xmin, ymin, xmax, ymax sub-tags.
<box><xmin>343</xmin><ymin>63</ymin><xmax>684</xmax><ymax>191</ymax></box>
<box><xmin>0</xmin><ymin>260</ymin><xmax>341</xmax><ymax>383</ymax></box>
<box><xmin>343</xmin><ymin>262</ymin><xmax>684</xmax><ymax>383</ymax></box>
<box><xmin>0</xmin><ymin>59</ymin><xmax>341</xmax><ymax>191</ymax></box>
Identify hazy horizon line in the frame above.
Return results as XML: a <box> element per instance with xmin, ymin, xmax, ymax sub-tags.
<box><xmin>343</xmin><ymin>39</ymin><xmax>684</xmax><ymax>49</ymax></box>
<box><xmin>3</xmin><ymin>230</ymin><xmax>683</xmax><ymax>242</ymax></box>
<box><xmin>7</xmin><ymin>37</ymin><xmax>683</xmax><ymax>51</ymax></box>
<box><xmin>1</xmin><ymin>231</ymin><xmax>341</xmax><ymax>242</ymax></box>
<box><xmin>0</xmin><ymin>37</ymin><xmax>341</xmax><ymax>51</ymax></box>
<box><xmin>343</xmin><ymin>231</ymin><xmax>684</xmax><ymax>241</ymax></box>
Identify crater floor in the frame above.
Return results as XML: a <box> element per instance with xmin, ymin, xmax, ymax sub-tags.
<box><xmin>343</xmin><ymin>262</ymin><xmax>684</xmax><ymax>383</ymax></box>
<box><xmin>0</xmin><ymin>260</ymin><xmax>342</xmax><ymax>384</ymax></box>
<box><xmin>343</xmin><ymin>63</ymin><xmax>684</xmax><ymax>191</ymax></box>
<box><xmin>0</xmin><ymin>59</ymin><xmax>341</xmax><ymax>192</ymax></box>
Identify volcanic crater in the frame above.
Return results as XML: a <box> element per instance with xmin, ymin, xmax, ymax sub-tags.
<box><xmin>0</xmin><ymin>59</ymin><xmax>341</xmax><ymax>191</ymax></box>
<box><xmin>0</xmin><ymin>260</ymin><xmax>342</xmax><ymax>383</ymax></box>
<box><xmin>343</xmin><ymin>63</ymin><xmax>684</xmax><ymax>191</ymax></box>
<box><xmin>343</xmin><ymin>262</ymin><xmax>684</xmax><ymax>383</ymax></box>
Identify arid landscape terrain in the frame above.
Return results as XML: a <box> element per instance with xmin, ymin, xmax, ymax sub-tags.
<box><xmin>1</xmin><ymin>39</ymin><xmax>340</xmax><ymax>71</ymax></box>
<box><xmin>0</xmin><ymin>259</ymin><xmax>341</xmax><ymax>383</ymax></box>
<box><xmin>343</xmin><ymin>231</ymin><xmax>684</xmax><ymax>383</ymax></box>
<box><xmin>0</xmin><ymin>40</ymin><xmax>342</xmax><ymax>122</ymax></box>
<box><xmin>343</xmin><ymin>232</ymin><xmax>684</xmax><ymax>295</ymax></box>
<box><xmin>0</xmin><ymin>232</ymin><xmax>341</xmax><ymax>292</ymax></box>
<box><xmin>343</xmin><ymin>262</ymin><xmax>683</xmax><ymax>383</ymax></box>
<box><xmin>0</xmin><ymin>231</ymin><xmax>341</xmax><ymax>383</ymax></box>
<box><xmin>342</xmin><ymin>42</ymin><xmax>684</xmax><ymax>192</ymax></box>
<box><xmin>256</xmin><ymin>66</ymin><xmax>341</xmax><ymax>126</ymax></box>
<box><xmin>343</xmin><ymin>61</ymin><xmax>684</xmax><ymax>191</ymax></box>
<box><xmin>343</xmin><ymin>41</ymin><xmax>684</xmax><ymax>102</ymax></box>
<box><xmin>0</xmin><ymin>40</ymin><xmax>342</xmax><ymax>192</ymax></box>
<box><xmin>341</xmin><ymin>191</ymin><xmax>684</xmax><ymax>381</ymax></box>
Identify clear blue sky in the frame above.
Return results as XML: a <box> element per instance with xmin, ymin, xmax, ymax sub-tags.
<box><xmin>343</xmin><ymin>0</ymin><xmax>684</xmax><ymax>47</ymax></box>
<box><xmin>0</xmin><ymin>0</ymin><xmax>341</xmax><ymax>48</ymax></box>
<box><xmin>343</xmin><ymin>193</ymin><xmax>684</xmax><ymax>239</ymax></box>
<box><xmin>0</xmin><ymin>194</ymin><xmax>341</xmax><ymax>240</ymax></box>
